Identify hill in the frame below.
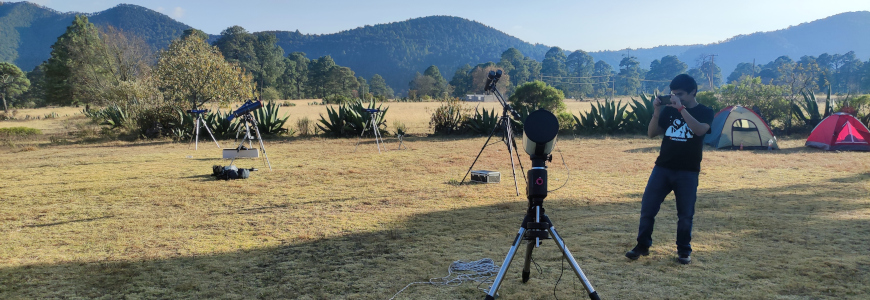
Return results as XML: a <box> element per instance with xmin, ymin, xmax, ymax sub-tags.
<box><xmin>3</xmin><ymin>1</ymin><xmax>870</xmax><ymax>92</ymax></box>
<box><xmin>0</xmin><ymin>2</ymin><xmax>189</xmax><ymax>71</ymax></box>
<box><xmin>266</xmin><ymin>16</ymin><xmax>551</xmax><ymax>91</ymax></box>
<box><xmin>591</xmin><ymin>11</ymin><xmax>870</xmax><ymax>78</ymax></box>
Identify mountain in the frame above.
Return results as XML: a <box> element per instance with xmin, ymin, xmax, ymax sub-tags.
<box><xmin>266</xmin><ymin>16</ymin><xmax>550</xmax><ymax>91</ymax></box>
<box><xmin>3</xmin><ymin>1</ymin><xmax>870</xmax><ymax>92</ymax></box>
<box><xmin>590</xmin><ymin>11</ymin><xmax>870</xmax><ymax>78</ymax></box>
<box><xmin>0</xmin><ymin>2</ymin><xmax>189</xmax><ymax>71</ymax></box>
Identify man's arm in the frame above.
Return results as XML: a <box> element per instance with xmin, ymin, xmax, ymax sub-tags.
<box><xmin>679</xmin><ymin>109</ymin><xmax>710</xmax><ymax>136</ymax></box>
<box><xmin>648</xmin><ymin>99</ymin><xmax>664</xmax><ymax>138</ymax></box>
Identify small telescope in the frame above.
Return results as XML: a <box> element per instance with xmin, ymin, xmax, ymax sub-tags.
<box><xmin>227</xmin><ymin>100</ymin><xmax>263</xmax><ymax>122</ymax></box>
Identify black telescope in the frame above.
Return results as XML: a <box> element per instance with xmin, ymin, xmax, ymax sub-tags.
<box><xmin>227</xmin><ymin>100</ymin><xmax>263</xmax><ymax>122</ymax></box>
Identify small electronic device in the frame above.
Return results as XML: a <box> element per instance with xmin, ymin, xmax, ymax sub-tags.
<box><xmin>470</xmin><ymin>170</ymin><xmax>501</xmax><ymax>183</ymax></box>
<box><xmin>657</xmin><ymin>95</ymin><xmax>673</xmax><ymax>105</ymax></box>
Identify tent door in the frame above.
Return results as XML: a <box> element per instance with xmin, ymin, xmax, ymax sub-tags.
<box><xmin>730</xmin><ymin>119</ymin><xmax>762</xmax><ymax>147</ymax></box>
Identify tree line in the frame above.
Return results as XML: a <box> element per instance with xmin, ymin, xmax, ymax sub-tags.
<box><xmin>0</xmin><ymin>16</ymin><xmax>397</xmax><ymax>113</ymax></box>
<box><xmin>435</xmin><ymin>46</ymin><xmax>870</xmax><ymax>101</ymax></box>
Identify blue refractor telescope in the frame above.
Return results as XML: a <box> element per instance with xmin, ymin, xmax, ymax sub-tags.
<box><xmin>227</xmin><ymin>100</ymin><xmax>263</xmax><ymax>122</ymax></box>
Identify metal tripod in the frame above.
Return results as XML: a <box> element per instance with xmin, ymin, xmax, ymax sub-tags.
<box><xmin>354</xmin><ymin>109</ymin><xmax>386</xmax><ymax>153</ymax></box>
<box><xmin>229</xmin><ymin>113</ymin><xmax>272</xmax><ymax>171</ymax></box>
<box><xmin>187</xmin><ymin>110</ymin><xmax>221</xmax><ymax>150</ymax></box>
<box><xmin>460</xmin><ymin>73</ymin><xmax>525</xmax><ymax>196</ymax></box>
<box><xmin>485</xmin><ymin>156</ymin><xmax>600</xmax><ymax>300</ymax></box>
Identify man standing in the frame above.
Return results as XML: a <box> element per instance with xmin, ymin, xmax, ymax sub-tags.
<box><xmin>625</xmin><ymin>74</ymin><xmax>715</xmax><ymax>264</ymax></box>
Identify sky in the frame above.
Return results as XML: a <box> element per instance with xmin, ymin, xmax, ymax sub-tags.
<box><xmin>22</xmin><ymin>0</ymin><xmax>870</xmax><ymax>52</ymax></box>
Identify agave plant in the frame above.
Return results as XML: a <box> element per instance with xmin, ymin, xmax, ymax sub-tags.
<box><xmin>205</xmin><ymin>110</ymin><xmax>238</xmax><ymax>138</ymax></box>
<box><xmin>429</xmin><ymin>99</ymin><xmax>467</xmax><ymax>135</ymax></box>
<box><xmin>793</xmin><ymin>88</ymin><xmax>833</xmax><ymax>129</ymax></box>
<box><xmin>101</xmin><ymin>104</ymin><xmax>131</xmax><ymax>129</ymax></box>
<box><xmin>346</xmin><ymin>99</ymin><xmax>388</xmax><ymax>136</ymax></box>
<box><xmin>168</xmin><ymin>108</ymin><xmax>196</xmax><ymax>139</ymax></box>
<box><xmin>317</xmin><ymin>105</ymin><xmax>353</xmax><ymax>137</ymax></box>
<box><xmin>253</xmin><ymin>101</ymin><xmax>290</xmax><ymax>135</ymax></box>
<box><xmin>465</xmin><ymin>107</ymin><xmax>499</xmax><ymax>135</ymax></box>
<box><xmin>625</xmin><ymin>94</ymin><xmax>656</xmax><ymax>134</ymax></box>
<box><xmin>574</xmin><ymin>99</ymin><xmax>628</xmax><ymax>134</ymax></box>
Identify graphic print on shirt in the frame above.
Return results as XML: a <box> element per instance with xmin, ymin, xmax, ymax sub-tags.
<box><xmin>665</xmin><ymin>116</ymin><xmax>694</xmax><ymax>142</ymax></box>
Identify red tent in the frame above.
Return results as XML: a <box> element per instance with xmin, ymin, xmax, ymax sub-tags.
<box><xmin>806</xmin><ymin>112</ymin><xmax>870</xmax><ymax>151</ymax></box>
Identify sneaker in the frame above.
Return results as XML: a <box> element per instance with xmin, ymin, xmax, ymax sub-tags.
<box><xmin>625</xmin><ymin>247</ymin><xmax>649</xmax><ymax>260</ymax></box>
<box><xmin>678</xmin><ymin>254</ymin><xmax>691</xmax><ymax>264</ymax></box>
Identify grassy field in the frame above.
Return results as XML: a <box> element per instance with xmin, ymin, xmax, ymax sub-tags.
<box><xmin>1</xmin><ymin>102</ymin><xmax>869</xmax><ymax>299</ymax></box>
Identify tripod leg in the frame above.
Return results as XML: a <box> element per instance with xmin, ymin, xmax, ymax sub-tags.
<box><xmin>511</xmin><ymin>133</ymin><xmax>527</xmax><ymax>182</ymax></box>
<box><xmin>251</xmin><ymin>120</ymin><xmax>272</xmax><ymax>171</ymax></box>
<box><xmin>504</xmin><ymin>117</ymin><xmax>520</xmax><ymax>196</ymax></box>
<box><xmin>195</xmin><ymin>115</ymin><xmax>202</xmax><ymax>150</ymax></box>
<box><xmin>228</xmin><ymin>121</ymin><xmax>249</xmax><ymax>167</ymax></box>
<box><xmin>485</xmin><ymin>228</ymin><xmax>526</xmax><ymax>300</ymax></box>
<box><xmin>372</xmin><ymin>117</ymin><xmax>382</xmax><ymax>154</ymax></box>
<box><xmin>549</xmin><ymin>226</ymin><xmax>600</xmax><ymax>300</ymax></box>
<box><xmin>354</xmin><ymin>115</ymin><xmax>370</xmax><ymax>153</ymax></box>
<box><xmin>521</xmin><ymin>240</ymin><xmax>535</xmax><ymax>283</ymax></box>
<box><xmin>460</xmin><ymin>119</ymin><xmax>501</xmax><ymax>185</ymax></box>
<box><xmin>200</xmin><ymin>114</ymin><xmax>221</xmax><ymax>148</ymax></box>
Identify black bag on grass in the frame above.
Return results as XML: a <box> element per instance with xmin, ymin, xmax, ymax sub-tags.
<box><xmin>212</xmin><ymin>165</ymin><xmax>254</xmax><ymax>180</ymax></box>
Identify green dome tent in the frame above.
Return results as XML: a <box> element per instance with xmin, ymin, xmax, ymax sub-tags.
<box><xmin>704</xmin><ymin>105</ymin><xmax>779</xmax><ymax>149</ymax></box>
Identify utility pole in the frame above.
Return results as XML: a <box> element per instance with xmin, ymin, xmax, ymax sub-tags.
<box><xmin>708</xmin><ymin>54</ymin><xmax>718</xmax><ymax>90</ymax></box>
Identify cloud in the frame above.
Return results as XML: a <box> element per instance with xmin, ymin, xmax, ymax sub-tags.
<box><xmin>172</xmin><ymin>7</ymin><xmax>185</xmax><ymax>19</ymax></box>
<box><xmin>156</xmin><ymin>7</ymin><xmax>165</xmax><ymax>13</ymax></box>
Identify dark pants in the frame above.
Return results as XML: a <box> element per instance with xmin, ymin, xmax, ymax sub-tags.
<box><xmin>635</xmin><ymin>166</ymin><xmax>699</xmax><ymax>256</ymax></box>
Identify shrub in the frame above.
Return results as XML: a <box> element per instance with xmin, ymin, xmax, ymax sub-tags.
<box><xmin>695</xmin><ymin>91</ymin><xmax>723</xmax><ymax>112</ymax></box>
<box><xmin>429</xmin><ymin>98</ymin><xmax>468</xmax><ymax>135</ymax></box>
<box><xmin>296</xmin><ymin>117</ymin><xmax>313</xmax><ymax>136</ymax></box>
<box><xmin>135</xmin><ymin>105</ymin><xmax>183</xmax><ymax>139</ymax></box>
<box><xmin>509</xmin><ymin>81</ymin><xmax>566</xmax><ymax>114</ymax></box>
<box><xmin>393</xmin><ymin>120</ymin><xmax>407</xmax><ymax>137</ymax></box>
<box><xmin>260</xmin><ymin>87</ymin><xmax>281</xmax><ymax>101</ymax></box>
<box><xmin>718</xmin><ymin>77</ymin><xmax>789</xmax><ymax>127</ymax></box>
<box><xmin>0</xmin><ymin>127</ymin><xmax>42</xmax><ymax>137</ymax></box>
<box><xmin>323</xmin><ymin>94</ymin><xmax>352</xmax><ymax>105</ymax></box>
<box><xmin>556</xmin><ymin>111</ymin><xmax>575</xmax><ymax>132</ymax></box>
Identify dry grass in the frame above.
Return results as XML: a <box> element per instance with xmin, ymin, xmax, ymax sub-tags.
<box><xmin>1</xmin><ymin>104</ymin><xmax>868</xmax><ymax>299</ymax></box>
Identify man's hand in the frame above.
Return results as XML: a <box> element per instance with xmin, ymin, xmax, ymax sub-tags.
<box><xmin>662</xmin><ymin>95</ymin><xmax>683</xmax><ymax>110</ymax></box>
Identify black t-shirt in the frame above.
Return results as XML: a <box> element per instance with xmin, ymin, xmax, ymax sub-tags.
<box><xmin>655</xmin><ymin>104</ymin><xmax>715</xmax><ymax>172</ymax></box>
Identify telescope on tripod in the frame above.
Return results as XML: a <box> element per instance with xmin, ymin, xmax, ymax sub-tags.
<box><xmin>484</xmin><ymin>109</ymin><xmax>600</xmax><ymax>300</ymax></box>
<box><xmin>224</xmin><ymin>100</ymin><xmax>272</xmax><ymax>171</ymax></box>
<box><xmin>460</xmin><ymin>69</ymin><xmax>526</xmax><ymax>196</ymax></box>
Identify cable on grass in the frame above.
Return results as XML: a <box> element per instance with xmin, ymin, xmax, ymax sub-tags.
<box><xmin>548</xmin><ymin>145</ymin><xmax>570</xmax><ymax>193</ymax></box>
<box><xmin>389</xmin><ymin>258</ymin><xmax>500</xmax><ymax>300</ymax></box>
